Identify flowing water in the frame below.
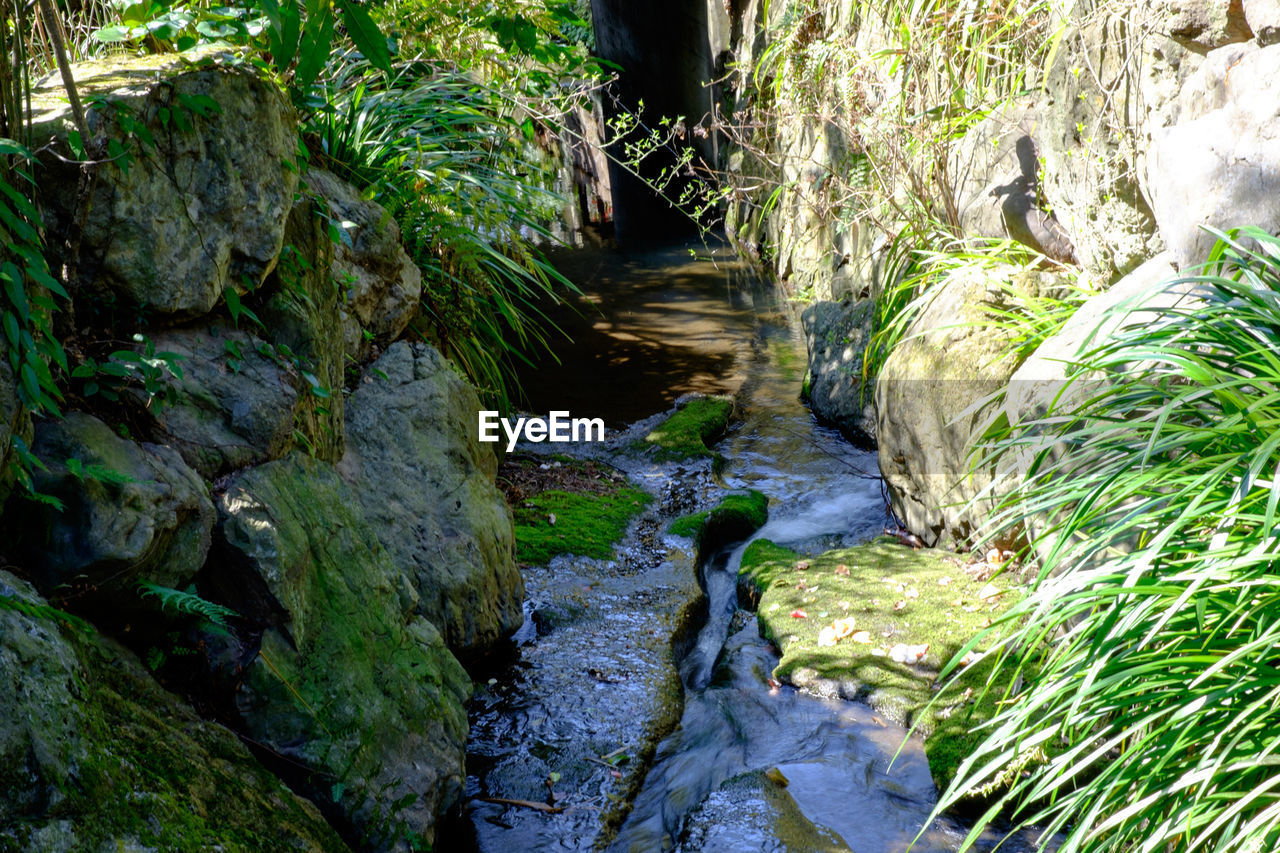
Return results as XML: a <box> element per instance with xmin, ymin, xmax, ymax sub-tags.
<box><xmin>445</xmin><ymin>242</ymin><xmax>1048</xmax><ymax>852</ymax></box>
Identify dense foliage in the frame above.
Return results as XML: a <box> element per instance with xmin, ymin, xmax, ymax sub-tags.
<box><xmin>939</xmin><ymin>229</ymin><xmax>1280</xmax><ymax>851</ymax></box>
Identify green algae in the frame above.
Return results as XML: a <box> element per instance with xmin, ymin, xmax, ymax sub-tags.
<box><xmin>642</xmin><ymin>397</ymin><xmax>734</xmax><ymax>461</ymax></box>
<box><xmin>739</xmin><ymin>537</ymin><xmax>1020</xmax><ymax>790</ymax></box>
<box><xmin>514</xmin><ymin>487</ymin><xmax>652</xmax><ymax>566</ymax></box>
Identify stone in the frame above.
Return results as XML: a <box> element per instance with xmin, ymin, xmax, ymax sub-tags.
<box><xmin>875</xmin><ymin>266</ymin><xmax>1069</xmax><ymax>547</ymax></box>
<box><xmin>0</xmin><ymin>360</ymin><xmax>31</xmax><ymax>505</ymax></box>
<box><xmin>31</xmin><ymin>52</ymin><xmax>297</xmax><ymax>319</ymax></box>
<box><xmin>214</xmin><ymin>455</ymin><xmax>470</xmax><ymax>850</ymax></box>
<box><xmin>801</xmin><ymin>297</ymin><xmax>877</xmax><ymax>446</ymax></box>
<box><xmin>1245</xmin><ymin>0</ymin><xmax>1280</xmax><ymax>43</ymax></box>
<box><xmin>0</xmin><ymin>571</ymin><xmax>347</xmax><ymax>851</ymax></box>
<box><xmin>304</xmin><ymin>169</ymin><xmax>422</xmax><ymax>362</ymax></box>
<box><xmin>947</xmin><ymin>99</ymin><xmax>1076</xmax><ymax>264</ymax></box>
<box><xmin>341</xmin><ymin>343</ymin><xmax>522</xmax><ymax>658</ymax></box>
<box><xmin>134</xmin><ymin>326</ymin><xmax>308</xmax><ymax>478</ymax></box>
<box><xmin>1156</xmin><ymin>0</ymin><xmax>1253</xmax><ymax>47</ymax></box>
<box><xmin>7</xmin><ymin>412</ymin><xmax>213</xmax><ymax>596</ymax></box>
<box><xmin>1147</xmin><ymin>44</ymin><xmax>1280</xmax><ymax>268</ymax></box>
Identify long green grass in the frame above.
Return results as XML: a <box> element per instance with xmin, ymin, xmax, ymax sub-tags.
<box><xmin>935</xmin><ymin>228</ymin><xmax>1280</xmax><ymax>851</ymax></box>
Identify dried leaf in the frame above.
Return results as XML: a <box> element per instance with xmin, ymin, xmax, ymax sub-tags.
<box><xmin>795</xmin><ymin>560</ymin><xmax>811</xmax><ymax>571</ymax></box>
<box><xmin>835</xmin><ymin>563</ymin><xmax>850</xmax><ymax>576</ymax></box>
<box><xmin>851</xmin><ymin>630</ymin><xmax>873</xmax><ymax>643</ymax></box>
<box><xmin>817</xmin><ymin>626</ymin><xmax>838</xmax><ymax>647</ymax></box>
<box><xmin>790</xmin><ymin>609</ymin><xmax>808</xmax><ymax>619</ymax></box>
<box><xmin>893</xmin><ymin>600</ymin><xmax>907</xmax><ymax>611</ymax></box>
<box><xmin>832</xmin><ymin>617</ymin><xmax>856</xmax><ymax>639</ymax></box>
<box><xmin>904</xmin><ymin>587</ymin><xmax>919</xmax><ymax>599</ymax></box>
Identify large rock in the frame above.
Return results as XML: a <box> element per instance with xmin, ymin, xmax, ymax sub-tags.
<box><xmin>801</xmin><ymin>297</ymin><xmax>877</xmax><ymax>446</ymax></box>
<box><xmin>304</xmin><ymin>169</ymin><xmax>422</xmax><ymax>362</ymax></box>
<box><xmin>1147</xmin><ymin>45</ymin><xmax>1280</xmax><ymax>268</ymax></box>
<box><xmin>947</xmin><ymin>99</ymin><xmax>1076</xmax><ymax>264</ymax></box>
<box><xmin>341</xmin><ymin>343</ymin><xmax>522</xmax><ymax>658</ymax></box>
<box><xmin>0</xmin><ymin>571</ymin><xmax>347</xmax><ymax>851</ymax></box>
<box><xmin>1245</xmin><ymin>0</ymin><xmax>1280</xmax><ymax>43</ymax></box>
<box><xmin>876</xmin><ymin>266</ymin><xmax>1068</xmax><ymax>547</ymax></box>
<box><xmin>214</xmin><ymin>454</ymin><xmax>471</xmax><ymax>851</ymax></box>
<box><xmin>7</xmin><ymin>412</ymin><xmax>213</xmax><ymax>596</ymax></box>
<box><xmin>31</xmin><ymin>52</ymin><xmax>297</xmax><ymax>319</ymax></box>
<box><xmin>1157</xmin><ymin>0</ymin><xmax>1253</xmax><ymax>47</ymax></box>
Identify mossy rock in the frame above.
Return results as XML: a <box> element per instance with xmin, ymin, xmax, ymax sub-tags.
<box><xmin>642</xmin><ymin>396</ymin><xmax>734</xmax><ymax>462</ymax></box>
<box><xmin>669</xmin><ymin>490</ymin><xmax>769</xmax><ymax>556</ymax></box>
<box><xmin>739</xmin><ymin>537</ymin><xmax>1020</xmax><ymax>790</ymax></box>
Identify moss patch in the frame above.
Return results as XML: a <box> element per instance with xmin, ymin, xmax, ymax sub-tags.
<box><xmin>642</xmin><ymin>396</ymin><xmax>734</xmax><ymax>461</ymax></box>
<box><xmin>502</xmin><ymin>455</ymin><xmax>652</xmax><ymax>566</ymax></box>
<box><xmin>739</xmin><ymin>537</ymin><xmax>1019</xmax><ymax>790</ymax></box>
<box><xmin>669</xmin><ymin>490</ymin><xmax>769</xmax><ymax>555</ymax></box>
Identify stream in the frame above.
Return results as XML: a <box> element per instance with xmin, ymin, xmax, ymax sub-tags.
<box><xmin>442</xmin><ymin>243</ymin><xmax>1048</xmax><ymax>852</ymax></box>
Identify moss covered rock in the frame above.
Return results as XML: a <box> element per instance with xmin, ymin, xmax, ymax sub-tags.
<box><xmin>342</xmin><ymin>343</ymin><xmax>521</xmax><ymax>658</ymax></box>
<box><xmin>643</xmin><ymin>396</ymin><xmax>734</xmax><ymax>461</ymax></box>
<box><xmin>739</xmin><ymin>538</ymin><xmax>1019</xmax><ymax>789</ymax></box>
<box><xmin>0</xmin><ymin>571</ymin><xmax>347</xmax><ymax>852</ymax></box>
<box><xmin>669</xmin><ymin>489</ymin><xmax>768</xmax><ymax>556</ymax></box>
<box><xmin>215</xmin><ymin>454</ymin><xmax>470</xmax><ymax>851</ymax></box>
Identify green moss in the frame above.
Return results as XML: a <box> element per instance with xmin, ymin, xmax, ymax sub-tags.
<box><xmin>740</xmin><ymin>537</ymin><xmax>1019</xmax><ymax>791</ymax></box>
<box><xmin>642</xmin><ymin>397</ymin><xmax>734</xmax><ymax>461</ymax></box>
<box><xmin>669</xmin><ymin>491</ymin><xmax>769</xmax><ymax>555</ymax></box>
<box><xmin>514</xmin><ymin>487</ymin><xmax>652</xmax><ymax>566</ymax></box>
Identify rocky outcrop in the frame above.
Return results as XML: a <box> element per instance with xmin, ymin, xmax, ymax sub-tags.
<box><xmin>215</xmin><ymin>454</ymin><xmax>471</xmax><ymax>850</ymax></box>
<box><xmin>341</xmin><ymin>343</ymin><xmax>522</xmax><ymax>658</ymax></box>
<box><xmin>1246</xmin><ymin>0</ymin><xmax>1280</xmax><ymax>43</ymax></box>
<box><xmin>31</xmin><ymin>52</ymin><xmax>298</xmax><ymax>319</ymax></box>
<box><xmin>876</xmin><ymin>267</ymin><xmax>1070</xmax><ymax>547</ymax></box>
<box><xmin>303</xmin><ymin>170</ymin><xmax>422</xmax><ymax>362</ymax></box>
<box><xmin>801</xmin><ymin>297</ymin><xmax>877</xmax><ymax>446</ymax></box>
<box><xmin>0</xmin><ymin>571</ymin><xmax>347</xmax><ymax>852</ymax></box>
<box><xmin>7</xmin><ymin>412</ymin><xmax>213</xmax><ymax>597</ymax></box>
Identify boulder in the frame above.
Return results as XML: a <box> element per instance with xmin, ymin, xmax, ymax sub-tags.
<box><xmin>136</xmin><ymin>326</ymin><xmax>310</xmax><ymax>478</ymax></box>
<box><xmin>947</xmin><ymin>99</ymin><xmax>1077</xmax><ymax>264</ymax></box>
<box><xmin>875</xmin><ymin>266</ymin><xmax>1069</xmax><ymax>547</ymax></box>
<box><xmin>341</xmin><ymin>343</ymin><xmax>522</xmax><ymax>658</ymax></box>
<box><xmin>304</xmin><ymin>169</ymin><xmax>422</xmax><ymax>362</ymax></box>
<box><xmin>0</xmin><ymin>360</ymin><xmax>31</xmax><ymax>505</ymax></box>
<box><xmin>0</xmin><ymin>571</ymin><xmax>347</xmax><ymax>851</ymax></box>
<box><xmin>7</xmin><ymin>412</ymin><xmax>213</xmax><ymax>596</ymax></box>
<box><xmin>31</xmin><ymin>52</ymin><xmax>297</xmax><ymax>319</ymax></box>
<box><xmin>214</xmin><ymin>454</ymin><xmax>471</xmax><ymax>851</ymax></box>
<box><xmin>1156</xmin><ymin>0</ymin><xmax>1253</xmax><ymax>47</ymax></box>
<box><xmin>1147</xmin><ymin>44</ymin><xmax>1280</xmax><ymax>268</ymax></box>
<box><xmin>801</xmin><ymin>297</ymin><xmax>877</xmax><ymax>446</ymax></box>
<box><xmin>1245</xmin><ymin>0</ymin><xmax>1280</xmax><ymax>43</ymax></box>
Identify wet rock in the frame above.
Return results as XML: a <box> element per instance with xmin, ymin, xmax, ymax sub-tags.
<box><xmin>7</xmin><ymin>412</ymin><xmax>213</xmax><ymax>596</ymax></box>
<box><xmin>1245</xmin><ymin>0</ymin><xmax>1280</xmax><ymax>43</ymax></box>
<box><xmin>0</xmin><ymin>571</ymin><xmax>346</xmax><ymax>852</ymax></box>
<box><xmin>304</xmin><ymin>169</ymin><xmax>422</xmax><ymax>363</ymax></box>
<box><xmin>341</xmin><ymin>342</ymin><xmax>521</xmax><ymax>658</ymax></box>
<box><xmin>801</xmin><ymin>297</ymin><xmax>877</xmax><ymax>446</ymax></box>
<box><xmin>0</xmin><ymin>360</ymin><xmax>31</xmax><ymax>505</ymax></box>
<box><xmin>216</xmin><ymin>454</ymin><xmax>470</xmax><ymax>851</ymax></box>
<box><xmin>947</xmin><ymin>98</ymin><xmax>1076</xmax><ymax>264</ymax></box>
<box><xmin>875</xmin><ymin>267</ymin><xmax>1068</xmax><ymax>546</ymax></box>
<box><xmin>31</xmin><ymin>52</ymin><xmax>297</xmax><ymax>320</ymax></box>
<box><xmin>1147</xmin><ymin>44</ymin><xmax>1280</xmax><ymax>268</ymax></box>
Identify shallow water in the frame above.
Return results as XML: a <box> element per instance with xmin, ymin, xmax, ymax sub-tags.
<box><xmin>452</xmin><ymin>242</ymin><xmax>1047</xmax><ymax>852</ymax></box>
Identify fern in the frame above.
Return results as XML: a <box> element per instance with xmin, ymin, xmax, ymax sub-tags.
<box><xmin>136</xmin><ymin>581</ymin><xmax>239</xmax><ymax>629</ymax></box>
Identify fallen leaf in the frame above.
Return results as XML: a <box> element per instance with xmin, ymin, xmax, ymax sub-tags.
<box><xmin>893</xmin><ymin>600</ymin><xmax>907</xmax><ymax>611</ymax></box>
<box><xmin>937</xmin><ymin>576</ymin><xmax>952</xmax><ymax>586</ymax></box>
<box><xmin>796</xmin><ymin>580</ymin><xmax>808</xmax><ymax>590</ymax></box>
<box><xmin>889</xmin><ymin>643</ymin><xmax>929</xmax><ymax>664</ymax></box>
<box><xmin>817</xmin><ymin>626</ymin><xmax>838</xmax><ymax>647</ymax></box>
<box><xmin>835</xmin><ymin>563</ymin><xmax>850</xmax><ymax>576</ymax></box>
<box><xmin>832</xmin><ymin>617</ymin><xmax>856</xmax><ymax>639</ymax></box>
<box><xmin>548</xmin><ymin>513</ymin><xmax>556</xmax><ymax>526</ymax></box>
<box><xmin>871</xmin><ymin>647</ymin><xmax>886</xmax><ymax>656</ymax></box>
<box><xmin>978</xmin><ymin>582</ymin><xmax>1002</xmax><ymax>601</ymax></box>
<box><xmin>764</xmin><ymin>767</ymin><xmax>790</xmax><ymax>787</ymax></box>
<box><xmin>851</xmin><ymin>630</ymin><xmax>873</xmax><ymax>643</ymax></box>
<box><xmin>790</xmin><ymin>609</ymin><xmax>808</xmax><ymax>619</ymax></box>
<box><xmin>904</xmin><ymin>587</ymin><xmax>919</xmax><ymax>599</ymax></box>
<box><xmin>986</xmin><ymin>548</ymin><xmax>1003</xmax><ymax>565</ymax></box>
<box><xmin>795</xmin><ymin>560</ymin><xmax>811</xmax><ymax>571</ymax></box>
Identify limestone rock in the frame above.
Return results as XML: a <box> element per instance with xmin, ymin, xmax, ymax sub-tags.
<box><xmin>0</xmin><ymin>571</ymin><xmax>346</xmax><ymax>852</ymax></box>
<box><xmin>1156</xmin><ymin>0</ymin><xmax>1253</xmax><ymax>47</ymax></box>
<box><xmin>342</xmin><ymin>343</ymin><xmax>522</xmax><ymax>658</ymax></box>
<box><xmin>7</xmin><ymin>412</ymin><xmax>213</xmax><ymax>595</ymax></box>
<box><xmin>215</xmin><ymin>455</ymin><xmax>470</xmax><ymax>850</ymax></box>
<box><xmin>304</xmin><ymin>169</ymin><xmax>422</xmax><ymax>362</ymax></box>
<box><xmin>802</xmin><ymin>298</ymin><xmax>877</xmax><ymax>447</ymax></box>
<box><xmin>1147</xmin><ymin>44</ymin><xmax>1280</xmax><ymax>267</ymax></box>
<box><xmin>31</xmin><ymin>52</ymin><xmax>297</xmax><ymax>319</ymax></box>
<box><xmin>1245</xmin><ymin>0</ymin><xmax>1280</xmax><ymax>42</ymax></box>
<box><xmin>948</xmin><ymin>99</ymin><xmax>1076</xmax><ymax>263</ymax></box>
<box><xmin>875</xmin><ymin>267</ymin><xmax>1069</xmax><ymax>547</ymax></box>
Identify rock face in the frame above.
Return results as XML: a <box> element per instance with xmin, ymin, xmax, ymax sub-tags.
<box><xmin>0</xmin><ymin>571</ymin><xmax>347</xmax><ymax>852</ymax></box>
<box><xmin>7</xmin><ymin>412</ymin><xmax>214</xmax><ymax>596</ymax></box>
<box><xmin>876</xmin><ymin>267</ymin><xmax>1067</xmax><ymax>547</ymax></box>
<box><xmin>215</xmin><ymin>455</ymin><xmax>471</xmax><ymax>851</ymax></box>
<box><xmin>304</xmin><ymin>170</ymin><xmax>423</xmax><ymax>362</ymax></box>
<box><xmin>1147</xmin><ymin>45</ymin><xmax>1280</xmax><ymax>268</ymax></box>
<box><xmin>801</xmin><ymin>298</ymin><xmax>877</xmax><ymax>446</ymax></box>
<box><xmin>342</xmin><ymin>343</ymin><xmax>522</xmax><ymax>658</ymax></box>
<box><xmin>31</xmin><ymin>52</ymin><xmax>298</xmax><ymax>319</ymax></box>
<box><xmin>1246</xmin><ymin>0</ymin><xmax>1280</xmax><ymax>43</ymax></box>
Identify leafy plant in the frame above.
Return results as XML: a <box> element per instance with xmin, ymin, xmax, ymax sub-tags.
<box><xmin>71</xmin><ymin>333</ymin><xmax>184</xmax><ymax>407</ymax></box>
<box><xmin>935</xmin><ymin>227</ymin><xmax>1280</xmax><ymax>851</ymax></box>
<box><xmin>138</xmin><ymin>581</ymin><xmax>240</xmax><ymax>630</ymax></box>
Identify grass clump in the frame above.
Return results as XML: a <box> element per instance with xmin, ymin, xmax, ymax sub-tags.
<box><xmin>739</xmin><ymin>537</ymin><xmax>1019</xmax><ymax>789</ymax></box>
<box><xmin>642</xmin><ymin>397</ymin><xmax>734</xmax><ymax>461</ymax></box>
<box><xmin>668</xmin><ymin>490</ymin><xmax>769</xmax><ymax>553</ymax></box>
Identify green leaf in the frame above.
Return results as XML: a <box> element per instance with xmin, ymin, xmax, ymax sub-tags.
<box><xmin>336</xmin><ymin>0</ymin><xmax>391</xmax><ymax>74</ymax></box>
